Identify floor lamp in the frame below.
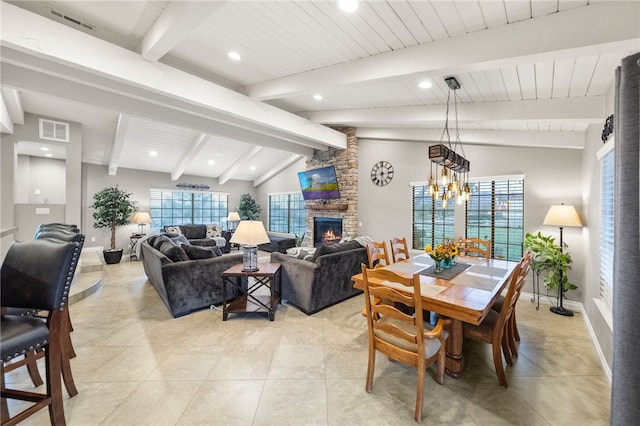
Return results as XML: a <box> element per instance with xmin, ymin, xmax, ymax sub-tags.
<box><xmin>543</xmin><ymin>204</ymin><xmax>583</xmax><ymax>316</ymax></box>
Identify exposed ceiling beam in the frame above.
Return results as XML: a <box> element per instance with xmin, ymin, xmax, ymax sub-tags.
<box><xmin>254</xmin><ymin>154</ymin><xmax>303</xmax><ymax>187</ymax></box>
<box><xmin>0</xmin><ymin>2</ymin><xmax>346</xmax><ymax>152</ymax></box>
<box><xmin>1</xmin><ymin>88</ymin><xmax>24</xmax><ymax>125</ymax></box>
<box><xmin>303</xmin><ymin>97</ymin><xmax>604</xmax><ymax>126</ymax></box>
<box><xmin>140</xmin><ymin>2</ymin><xmax>225</xmax><ymax>62</ymax></box>
<box><xmin>218</xmin><ymin>146</ymin><xmax>262</xmax><ymax>185</ymax></box>
<box><xmin>356</xmin><ymin>128</ymin><xmax>585</xmax><ymax>150</ymax></box>
<box><xmin>108</xmin><ymin>114</ymin><xmax>129</xmax><ymax>175</ymax></box>
<box><xmin>171</xmin><ymin>133</ymin><xmax>209</xmax><ymax>181</ymax></box>
<box><xmin>0</xmin><ymin>93</ymin><xmax>13</xmax><ymax>134</ymax></box>
<box><xmin>248</xmin><ymin>2</ymin><xmax>639</xmax><ymax>100</ymax></box>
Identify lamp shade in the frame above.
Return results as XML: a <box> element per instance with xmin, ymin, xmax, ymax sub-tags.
<box><xmin>131</xmin><ymin>211</ymin><xmax>151</xmax><ymax>224</ymax></box>
<box><xmin>543</xmin><ymin>204</ymin><xmax>583</xmax><ymax>227</ymax></box>
<box><xmin>227</xmin><ymin>211</ymin><xmax>241</xmax><ymax>222</ymax></box>
<box><xmin>229</xmin><ymin>220</ymin><xmax>270</xmax><ymax>246</ymax></box>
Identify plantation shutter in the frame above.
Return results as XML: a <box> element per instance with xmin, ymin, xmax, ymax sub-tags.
<box><xmin>598</xmin><ymin>141</ymin><xmax>615</xmax><ymax>310</ymax></box>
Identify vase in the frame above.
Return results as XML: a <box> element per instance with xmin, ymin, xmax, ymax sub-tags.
<box><xmin>451</xmin><ymin>256</ymin><xmax>457</xmax><ymax>266</ymax></box>
<box><xmin>433</xmin><ymin>260</ymin><xmax>443</xmax><ymax>273</ymax></box>
<box><xmin>442</xmin><ymin>257</ymin><xmax>452</xmax><ymax>269</ymax></box>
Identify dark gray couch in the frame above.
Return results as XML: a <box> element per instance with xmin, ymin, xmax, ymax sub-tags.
<box><xmin>141</xmin><ymin>237</ymin><xmax>245</xmax><ymax>317</ymax></box>
<box><xmin>258</xmin><ymin>232</ymin><xmax>297</xmax><ymax>254</ymax></box>
<box><xmin>270</xmin><ymin>240</ymin><xmax>367</xmax><ymax>314</ymax></box>
<box><xmin>163</xmin><ymin>224</ymin><xmax>231</xmax><ymax>253</ymax></box>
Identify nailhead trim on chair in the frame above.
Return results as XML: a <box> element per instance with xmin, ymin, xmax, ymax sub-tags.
<box><xmin>4</xmin><ymin>340</ymin><xmax>48</xmax><ymax>362</ymax></box>
<box><xmin>58</xmin><ymin>241</ymin><xmax>82</xmax><ymax>311</ymax></box>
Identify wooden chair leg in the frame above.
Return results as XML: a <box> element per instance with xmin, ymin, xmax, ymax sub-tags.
<box><xmin>512</xmin><ymin>311</ymin><xmax>521</xmax><ymax>342</ymax></box>
<box><xmin>507</xmin><ymin>318</ymin><xmax>519</xmax><ymax>358</ymax></box>
<box><xmin>415</xmin><ymin>360</ymin><xmax>424</xmax><ymax>423</ymax></box>
<box><xmin>365</xmin><ymin>347</ymin><xmax>375</xmax><ymax>393</ymax></box>
<box><xmin>64</xmin><ymin>310</ymin><xmax>76</xmax><ymax>359</ymax></box>
<box><xmin>46</xmin><ymin>321</ymin><xmax>66</xmax><ymax>425</ymax></box>
<box><xmin>25</xmin><ymin>351</ymin><xmax>44</xmax><ymax>387</ymax></box>
<box><xmin>492</xmin><ymin>336</ymin><xmax>508</xmax><ymax>388</ymax></box>
<box><xmin>1</xmin><ymin>367</ymin><xmax>9</xmax><ymax>423</ymax></box>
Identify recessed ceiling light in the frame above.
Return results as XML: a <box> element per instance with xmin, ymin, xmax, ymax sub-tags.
<box><xmin>250</xmin><ymin>166</ymin><xmax>256</xmax><ymax>171</ymax></box>
<box><xmin>339</xmin><ymin>0</ymin><xmax>359</xmax><ymax>13</ymax></box>
<box><xmin>149</xmin><ymin>151</ymin><xmax>158</xmax><ymax>157</ymax></box>
<box><xmin>41</xmin><ymin>147</ymin><xmax>50</xmax><ymax>151</ymax></box>
<box><xmin>313</xmin><ymin>94</ymin><xmax>323</xmax><ymax>101</ymax></box>
<box><xmin>45</xmin><ymin>153</ymin><xmax>53</xmax><ymax>157</ymax></box>
<box><xmin>419</xmin><ymin>80</ymin><xmax>433</xmax><ymax>89</ymax></box>
<box><xmin>208</xmin><ymin>160</ymin><xmax>215</xmax><ymax>165</ymax></box>
<box><xmin>228</xmin><ymin>51</ymin><xmax>241</xmax><ymax>61</ymax></box>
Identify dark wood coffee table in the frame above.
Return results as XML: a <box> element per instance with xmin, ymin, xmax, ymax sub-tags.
<box><xmin>221</xmin><ymin>262</ymin><xmax>281</xmax><ymax>321</ymax></box>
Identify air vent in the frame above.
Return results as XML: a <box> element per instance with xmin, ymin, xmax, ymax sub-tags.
<box><xmin>39</xmin><ymin>119</ymin><xmax>70</xmax><ymax>143</ymax></box>
<box><xmin>49</xmin><ymin>9</ymin><xmax>95</xmax><ymax>31</ymax></box>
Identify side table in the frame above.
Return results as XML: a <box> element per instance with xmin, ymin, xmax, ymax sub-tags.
<box><xmin>129</xmin><ymin>233</ymin><xmax>145</xmax><ymax>260</ymax></box>
<box><xmin>221</xmin><ymin>262</ymin><xmax>281</xmax><ymax>321</ymax></box>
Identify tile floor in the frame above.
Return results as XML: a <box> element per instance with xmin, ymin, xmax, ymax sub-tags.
<box><xmin>5</xmin><ymin>257</ymin><xmax>611</xmax><ymax>425</ymax></box>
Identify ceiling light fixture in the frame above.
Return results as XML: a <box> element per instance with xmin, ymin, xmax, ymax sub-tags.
<box><xmin>313</xmin><ymin>94</ymin><xmax>323</xmax><ymax>101</ymax></box>
<box><xmin>45</xmin><ymin>153</ymin><xmax>53</xmax><ymax>157</ymax></box>
<box><xmin>208</xmin><ymin>160</ymin><xmax>215</xmax><ymax>165</ymax></box>
<box><xmin>338</xmin><ymin>0</ymin><xmax>359</xmax><ymax>13</ymax></box>
<box><xmin>228</xmin><ymin>51</ymin><xmax>241</xmax><ymax>61</ymax></box>
<box><xmin>428</xmin><ymin>76</ymin><xmax>471</xmax><ymax>207</ymax></box>
<box><xmin>40</xmin><ymin>147</ymin><xmax>50</xmax><ymax>151</ymax></box>
<box><xmin>149</xmin><ymin>151</ymin><xmax>158</xmax><ymax>157</ymax></box>
<box><xmin>418</xmin><ymin>80</ymin><xmax>433</xmax><ymax>89</ymax></box>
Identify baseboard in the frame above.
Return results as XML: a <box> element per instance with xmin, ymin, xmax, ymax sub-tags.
<box><xmin>520</xmin><ymin>291</ymin><xmax>612</xmax><ymax>384</ymax></box>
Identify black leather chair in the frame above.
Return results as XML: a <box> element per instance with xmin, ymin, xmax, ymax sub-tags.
<box><xmin>1</xmin><ymin>238</ymin><xmax>82</xmax><ymax>425</ymax></box>
<box><xmin>33</xmin><ymin>223</ymin><xmax>79</xmax><ymax>239</ymax></box>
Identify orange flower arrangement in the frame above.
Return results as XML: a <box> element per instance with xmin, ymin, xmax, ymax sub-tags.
<box><xmin>424</xmin><ymin>239</ymin><xmax>459</xmax><ymax>263</ymax></box>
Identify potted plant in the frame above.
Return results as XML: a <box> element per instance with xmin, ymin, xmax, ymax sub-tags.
<box><xmin>523</xmin><ymin>231</ymin><xmax>577</xmax><ymax>295</ymax></box>
<box><xmin>238</xmin><ymin>193</ymin><xmax>261</xmax><ymax>220</ymax></box>
<box><xmin>91</xmin><ymin>185</ymin><xmax>137</xmax><ymax>264</ymax></box>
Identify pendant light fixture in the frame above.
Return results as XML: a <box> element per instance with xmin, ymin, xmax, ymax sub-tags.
<box><xmin>428</xmin><ymin>76</ymin><xmax>471</xmax><ymax>207</ymax></box>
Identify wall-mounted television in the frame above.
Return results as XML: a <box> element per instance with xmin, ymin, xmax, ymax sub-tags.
<box><xmin>297</xmin><ymin>166</ymin><xmax>340</xmax><ymax>201</ymax></box>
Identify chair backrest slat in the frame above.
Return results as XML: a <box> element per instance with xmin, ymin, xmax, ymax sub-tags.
<box><xmin>367</xmin><ymin>241</ymin><xmax>391</xmax><ymax>269</ymax></box>
<box><xmin>390</xmin><ymin>237</ymin><xmax>410</xmax><ymax>263</ymax></box>
<box><xmin>460</xmin><ymin>238</ymin><xmax>491</xmax><ymax>260</ymax></box>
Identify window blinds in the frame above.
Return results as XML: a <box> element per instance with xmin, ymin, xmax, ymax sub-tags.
<box><xmin>598</xmin><ymin>142</ymin><xmax>615</xmax><ymax>310</ymax></box>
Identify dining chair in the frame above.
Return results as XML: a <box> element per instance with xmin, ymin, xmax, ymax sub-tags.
<box><xmin>492</xmin><ymin>252</ymin><xmax>533</xmax><ymax>359</ymax></box>
<box><xmin>460</xmin><ymin>238</ymin><xmax>491</xmax><ymax>260</ymax></box>
<box><xmin>390</xmin><ymin>237</ymin><xmax>410</xmax><ymax>263</ymax></box>
<box><xmin>366</xmin><ymin>241</ymin><xmax>391</xmax><ymax>269</ymax></box>
<box><xmin>462</xmin><ymin>259</ymin><xmax>524</xmax><ymax>388</ymax></box>
<box><xmin>361</xmin><ymin>264</ymin><xmax>448</xmax><ymax>422</ymax></box>
<box><xmin>1</xmin><ymin>238</ymin><xmax>82</xmax><ymax>426</ymax></box>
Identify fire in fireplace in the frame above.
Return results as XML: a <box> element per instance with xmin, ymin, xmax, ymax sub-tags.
<box><xmin>313</xmin><ymin>217</ymin><xmax>343</xmax><ymax>247</ymax></box>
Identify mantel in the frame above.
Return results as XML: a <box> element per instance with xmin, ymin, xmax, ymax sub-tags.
<box><xmin>307</xmin><ymin>203</ymin><xmax>348</xmax><ymax>211</ymax></box>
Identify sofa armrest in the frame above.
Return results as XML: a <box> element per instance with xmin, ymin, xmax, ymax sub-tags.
<box><xmin>271</xmin><ymin>252</ymin><xmax>319</xmax><ymax>312</ymax></box>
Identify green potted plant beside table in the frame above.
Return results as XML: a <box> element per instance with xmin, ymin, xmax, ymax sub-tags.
<box><xmin>91</xmin><ymin>185</ymin><xmax>137</xmax><ymax>264</ymax></box>
<box><xmin>524</xmin><ymin>231</ymin><xmax>577</xmax><ymax>297</ymax></box>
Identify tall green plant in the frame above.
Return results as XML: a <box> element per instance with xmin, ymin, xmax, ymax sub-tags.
<box><xmin>523</xmin><ymin>231</ymin><xmax>577</xmax><ymax>294</ymax></box>
<box><xmin>238</xmin><ymin>193</ymin><xmax>261</xmax><ymax>220</ymax></box>
<box><xmin>91</xmin><ymin>186</ymin><xmax>137</xmax><ymax>250</ymax></box>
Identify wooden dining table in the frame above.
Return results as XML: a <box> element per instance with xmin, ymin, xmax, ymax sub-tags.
<box><xmin>352</xmin><ymin>254</ymin><xmax>519</xmax><ymax>377</ymax></box>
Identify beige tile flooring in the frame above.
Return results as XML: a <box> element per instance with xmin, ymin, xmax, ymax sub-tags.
<box><xmin>5</xmin><ymin>258</ymin><xmax>610</xmax><ymax>425</ymax></box>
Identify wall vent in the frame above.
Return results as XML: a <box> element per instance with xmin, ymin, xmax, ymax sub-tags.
<box><xmin>39</xmin><ymin>119</ymin><xmax>70</xmax><ymax>143</ymax></box>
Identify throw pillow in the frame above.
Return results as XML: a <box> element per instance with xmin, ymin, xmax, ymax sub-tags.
<box><xmin>158</xmin><ymin>241</ymin><xmax>189</xmax><ymax>262</ymax></box>
<box><xmin>206</xmin><ymin>224</ymin><xmax>222</xmax><ymax>238</ymax></box>
<box><xmin>168</xmin><ymin>234</ymin><xmax>190</xmax><ymax>245</ymax></box>
<box><xmin>311</xmin><ymin>244</ymin><xmax>338</xmax><ymax>263</ymax></box>
<box><xmin>183</xmin><ymin>244</ymin><xmax>220</xmax><ymax>260</ymax></box>
<box><xmin>153</xmin><ymin>234</ymin><xmax>172</xmax><ymax>249</ymax></box>
<box><xmin>165</xmin><ymin>226</ymin><xmax>182</xmax><ymax>235</ymax></box>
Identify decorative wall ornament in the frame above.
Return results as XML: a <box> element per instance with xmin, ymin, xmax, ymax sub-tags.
<box><xmin>601</xmin><ymin>114</ymin><xmax>614</xmax><ymax>143</ymax></box>
<box><xmin>176</xmin><ymin>183</ymin><xmax>210</xmax><ymax>190</ymax></box>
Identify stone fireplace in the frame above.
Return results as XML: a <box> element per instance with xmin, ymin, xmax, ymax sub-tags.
<box><xmin>302</xmin><ymin>127</ymin><xmax>358</xmax><ymax>247</ymax></box>
<box><xmin>313</xmin><ymin>217</ymin><xmax>343</xmax><ymax>247</ymax></box>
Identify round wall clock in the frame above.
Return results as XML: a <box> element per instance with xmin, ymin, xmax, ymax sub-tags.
<box><xmin>371</xmin><ymin>161</ymin><xmax>394</xmax><ymax>186</ymax></box>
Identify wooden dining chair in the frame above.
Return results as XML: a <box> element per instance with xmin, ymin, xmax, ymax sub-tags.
<box><xmin>492</xmin><ymin>252</ymin><xmax>533</xmax><ymax>359</ymax></box>
<box><xmin>366</xmin><ymin>241</ymin><xmax>391</xmax><ymax>269</ymax></box>
<box><xmin>1</xmin><ymin>238</ymin><xmax>82</xmax><ymax>426</ymax></box>
<box><xmin>460</xmin><ymin>238</ymin><xmax>491</xmax><ymax>260</ymax></box>
<box><xmin>390</xmin><ymin>237</ymin><xmax>410</xmax><ymax>263</ymax></box>
<box><xmin>361</xmin><ymin>264</ymin><xmax>448</xmax><ymax>422</ymax></box>
<box><xmin>462</xmin><ymin>259</ymin><xmax>524</xmax><ymax>388</ymax></box>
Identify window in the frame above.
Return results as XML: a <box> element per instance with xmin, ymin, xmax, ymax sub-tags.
<box><xmin>598</xmin><ymin>140</ymin><xmax>615</xmax><ymax>312</ymax></box>
<box><xmin>268</xmin><ymin>192</ymin><xmax>306</xmax><ymax>236</ymax></box>
<box><xmin>411</xmin><ymin>183</ymin><xmax>455</xmax><ymax>250</ymax></box>
<box><xmin>465</xmin><ymin>176</ymin><xmax>524</xmax><ymax>261</ymax></box>
<box><xmin>149</xmin><ymin>189</ymin><xmax>228</xmax><ymax>232</ymax></box>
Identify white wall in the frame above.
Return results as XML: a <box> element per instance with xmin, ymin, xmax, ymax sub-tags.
<box><xmin>82</xmin><ymin>163</ymin><xmax>256</xmax><ymax>250</ymax></box>
<box><xmin>16</xmin><ymin>155</ymin><xmax>66</xmax><ymax>204</ymax></box>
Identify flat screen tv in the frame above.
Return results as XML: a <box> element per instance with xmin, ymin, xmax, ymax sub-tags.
<box><xmin>297</xmin><ymin>166</ymin><xmax>340</xmax><ymax>201</ymax></box>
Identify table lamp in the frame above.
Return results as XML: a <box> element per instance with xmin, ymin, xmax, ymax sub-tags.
<box><xmin>543</xmin><ymin>203</ymin><xmax>583</xmax><ymax>316</ymax></box>
<box><xmin>227</xmin><ymin>211</ymin><xmax>241</xmax><ymax>231</ymax></box>
<box><xmin>131</xmin><ymin>211</ymin><xmax>151</xmax><ymax>235</ymax></box>
<box><xmin>229</xmin><ymin>220</ymin><xmax>270</xmax><ymax>272</ymax></box>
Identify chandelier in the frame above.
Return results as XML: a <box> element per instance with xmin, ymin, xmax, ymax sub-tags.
<box><xmin>428</xmin><ymin>76</ymin><xmax>471</xmax><ymax>208</ymax></box>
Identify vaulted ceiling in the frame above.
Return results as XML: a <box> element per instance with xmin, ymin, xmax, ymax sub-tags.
<box><xmin>1</xmin><ymin>1</ymin><xmax>638</xmax><ymax>185</ymax></box>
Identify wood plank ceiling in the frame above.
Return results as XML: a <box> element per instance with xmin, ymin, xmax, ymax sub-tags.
<box><xmin>1</xmin><ymin>0</ymin><xmax>638</xmax><ymax>184</ymax></box>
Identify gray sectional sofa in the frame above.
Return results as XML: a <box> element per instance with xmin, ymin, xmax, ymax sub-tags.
<box><xmin>163</xmin><ymin>224</ymin><xmax>232</xmax><ymax>253</ymax></box>
<box><xmin>141</xmin><ymin>234</ymin><xmax>245</xmax><ymax>317</ymax></box>
<box><xmin>270</xmin><ymin>240</ymin><xmax>367</xmax><ymax>314</ymax></box>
